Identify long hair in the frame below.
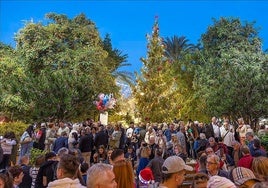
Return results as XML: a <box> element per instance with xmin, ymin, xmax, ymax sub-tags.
<box><xmin>113</xmin><ymin>160</ymin><xmax>135</xmax><ymax>188</ymax></box>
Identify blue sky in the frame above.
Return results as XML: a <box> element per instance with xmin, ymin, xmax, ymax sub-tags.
<box><xmin>1</xmin><ymin>1</ymin><xmax>268</xmax><ymax>73</ymax></box>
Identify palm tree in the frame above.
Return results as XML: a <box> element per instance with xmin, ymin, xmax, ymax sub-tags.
<box><xmin>102</xmin><ymin>34</ymin><xmax>135</xmax><ymax>86</ymax></box>
<box><xmin>163</xmin><ymin>35</ymin><xmax>195</xmax><ymax>62</ymax></box>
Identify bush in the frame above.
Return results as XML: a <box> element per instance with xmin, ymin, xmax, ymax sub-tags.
<box><xmin>0</xmin><ymin>121</ymin><xmax>28</xmax><ymax>139</ymax></box>
<box><xmin>30</xmin><ymin>148</ymin><xmax>47</xmax><ymax>166</ymax></box>
<box><xmin>259</xmin><ymin>133</ymin><xmax>268</xmax><ymax>151</ymax></box>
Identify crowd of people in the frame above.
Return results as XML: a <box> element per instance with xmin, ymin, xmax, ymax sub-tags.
<box><xmin>0</xmin><ymin>116</ymin><xmax>267</xmax><ymax>188</ymax></box>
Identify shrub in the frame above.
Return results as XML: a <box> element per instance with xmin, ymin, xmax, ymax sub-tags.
<box><xmin>30</xmin><ymin>147</ymin><xmax>47</xmax><ymax>166</ymax></box>
<box><xmin>0</xmin><ymin>121</ymin><xmax>28</xmax><ymax>139</ymax></box>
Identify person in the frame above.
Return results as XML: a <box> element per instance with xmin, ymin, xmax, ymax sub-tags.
<box><xmin>0</xmin><ymin>171</ymin><xmax>13</xmax><ymax>188</ymax></box>
<box><xmin>110</xmin><ymin>149</ymin><xmax>125</xmax><ymax>165</ymax></box>
<box><xmin>113</xmin><ymin>159</ymin><xmax>135</xmax><ymax>188</ymax></box>
<box><xmin>124</xmin><ymin>145</ymin><xmax>136</xmax><ymax>168</ymax></box>
<box><xmin>80</xmin><ymin>162</ymin><xmax>89</xmax><ymax>185</ymax></box>
<box><xmin>191</xmin><ymin>173</ymin><xmax>209</xmax><ymax>188</ymax></box>
<box><xmin>159</xmin><ymin>156</ymin><xmax>193</xmax><ymax>188</ymax></box>
<box><xmin>34</xmin><ymin>152</ymin><xmax>58</xmax><ymax>188</ymax></box>
<box><xmin>237</xmin><ymin>145</ymin><xmax>253</xmax><ymax>169</ymax></box>
<box><xmin>147</xmin><ymin>148</ymin><xmax>164</xmax><ymax>184</ymax></box>
<box><xmin>211</xmin><ymin>117</ymin><xmax>220</xmax><ymax>142</ymax></box>
<box><xmin>138</xmin><ymin>167</ymin><xmax>156</xmax><ymax>188</ymax></box>
<box><xmin>19</xmin><ymin>125</ymin><xmax>34</xmax><ymax>161</ymax></box>
<box><xmin>207</xmin><ymin>175</ymin><xmax>236</xmax><ymax>188</ymax></box>
<box><xmin>19</xmin><ymin>156</ymin><xmax>32</xmax><ymax>188</ymax></box>
<box><xmin>87</xmin><ymin>163</ymin><xmax>117</xmax><ymax>188</ymax></box>
<box><xmin>251</xmin><ymin>156</ymin><xmax>268</xmax><ymax>181</ymax></box>
<box><xmin>30</xmin><ymin>155</ymin><xmax>45</xmax><ymax>188</ymax></box>
<box><xmin>8</xmin><ymin>165</ymin><xmax>24</xmax><ymax>188</ymax></box>
<box><xmin>236</xmin><ymin>118</ymin><xmax>247</xmax><ymax>145</ymax></box>
<box><xmin>93</xmin><ymin>145</ymin><xmax>107</xmax><ymax>164</ymax></box>
<box><xmin>47</xmin><ymin>154</ymin><xmax>85</xmax><ymax>188</ymax></box>
<box><xmin>57</xmin><ymin>121</ymin><xmax>70</xmax><ymax>137</ymax></box>
<box><xmin>94</xmin><ymin>125</ymin><xmax>109</xmax><ymax>149</ymax></box>
<box><xmin>0</xmin><ymin>132</ymin><xmax>17</xmax><ymax>169</ymax></box>
<box><xmin>34</xmin><ymin>123</ymin><xmax>46</xmax><ymax>150</ymax></box>
<box><xmin>52</xmin><ymin>132</ymin><xmax>68</xmax><ymax>154</ymax></box>
<box><xmin>45</xmin><ymin>123</ymin><xmax>57</xmax><ymax>152</ymax></box>
<box><xmin>109</xmin><ymin>124</ymin><xmax>122</xmax><ymax>149</ymax></box>
<box><xmin>205</xmin><ymin>154</ymin><xmax>228</xmax><ymax>178</ymax></box>
<box><xmin>251</xmin><ymin>138</ymin><xmax>267</xmax><ymax>157</ymax></box>
<box><xmin>79</xmin><ymin>129</ymin><xmax>94</xmax><ymax>165</ymax></box>
<box><xmin>220</xmin><ymin>120</ymin><xmax>235</xmax><ymax>154</ymax></box>
<box><xmin>136</xmin><ymin>143</ymin><xmax>151</xmax><ymax>176</ymax></box>
<box><xmin>231</xmin><ymin>167</ymin><xmax>260</xmax><ymax>187</ymax></box>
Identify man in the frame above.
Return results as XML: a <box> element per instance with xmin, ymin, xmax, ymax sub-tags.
<box><xmin>238</xmin><ymin>145</ymin><xmax>253</xmax><ymax>169</ymax></box>
<box><xmin>95</xmin><ymin>125</ymin><xmax>109</xmax><ymax>149</ymax></box>
<box><xmin>205</xmin><ymin>154</ymin><xmax>228</xmax><ymax>178</ymax></box>
<box><xmin>236</xmin><ymin>118</ymin><xmax>247</xmax><ymax>145</ymax></box>
<box><xmin>147</xmin><ymin>148</ymin><xmax>165</xmax><ymax>183</ymax></box>
<box><xmin>245</xmin><ymin>132</ymin><xmax>254</xmax><ymax>155</ymax></box>
<box><xmin>231</xmin><ymin>167</ymin><xmax>260</xmax><ymax>187</ymax></box>
<box><xmin>176</xmin><ymin>126</ymin><xmax>187</xmax><ymax>155</ymax></box>
<box><xmin>19</xmin><ymin>156</ymin><xmax>32</xmax><ymax>188</ymax></box>
<box><xmin>57</xmin><ymin>121</ymin><xmax>70</xmax><ymax>137</ymax></box>
<box><xmin>87</xmin><ymin>163</ymin><xmax>117</xmax><ymax>188</ymax></box>
<box><xmin>110</xmin><ymin>148</ymin><xmax>125</xmax><ymax>165</ymax></box>
<box><xmin>79</xmin><ymin>129</ymin><xmax>94</xmax><ymax>164</ymax></box>
<box><xmin>220</xmin><ymin>120</ymin><xmax>235</xmax><ymax>154</ymax></box>
<box><xmin>125</xmin><ymin>122</ymin><xmax>134</xmax><ymax>147</ymax></box>
<box><xmin>211</xmin><ymin>117</ymin><xmax>220</xmax><ymax>142</ymax></box>
<box><xmin>53</xmin><ymin>131</ymin><xmax>68</xmax><ymax>154</ymax></box>
<box><xmin>159</xmin><ymin>156</ymin><xmax>193</xmax><ymax>188</ymax></box>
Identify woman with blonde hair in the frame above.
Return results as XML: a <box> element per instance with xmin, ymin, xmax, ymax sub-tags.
<box><xmin>251</xmin><ymin>156</ymin><xmax>268</xmax><ymax>181</ymax></box>
<box><xmin>113</xmin><ymin>159</ymin><xmax>135</xmax><ymax>188</ymax></box>
<box><xmin>136</xmin><ymin>142</ymin><xmax>151</xmax><ymax>176</ymax></box>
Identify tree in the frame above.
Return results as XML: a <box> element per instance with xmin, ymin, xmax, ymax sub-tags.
<box><xmin>194</xmin><ymin>17</ymin><xmax>268</xmax><ymax>123</ymax></box>
<box><xmin>162</xmin><ymin>36</ymin><xmax>207</xmax><ymax>121</ymax></box>
<box><xmin>134</xmin><ymin>17</ymin><xmax>175</xmax><ymax>122</ymax></box>
<box><xmin>0</xmin><ymin>13</ymin><xmax>126</xmax><ymax>121</ymax></box>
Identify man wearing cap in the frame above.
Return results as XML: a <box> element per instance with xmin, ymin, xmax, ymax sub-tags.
<box><xmin>231</xmin><ymin>167</ymin><xmax>260</xmax><ymax>187</ymax></box>
<box><xmin>159</xmin><ymin>156</ymin><xmax>193</xmax><ymax>188</ymax></box>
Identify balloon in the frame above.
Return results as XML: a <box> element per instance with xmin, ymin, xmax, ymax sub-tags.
<box><xmin>98</xmin><ymin>93</ymin><xmax>105</xmax><ymax>100</ymax></box>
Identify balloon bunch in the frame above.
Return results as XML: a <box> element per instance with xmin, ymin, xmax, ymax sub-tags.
<box><xmin>94</xmin><ymin>93</ymin><xmax>116</xmax><ymax>111</ymax></box>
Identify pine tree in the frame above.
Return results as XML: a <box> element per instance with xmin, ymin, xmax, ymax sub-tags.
<box><xmin>134</xmin><ymin>17</ymin><xmax>174</xmax><ymax>122</ymax></box>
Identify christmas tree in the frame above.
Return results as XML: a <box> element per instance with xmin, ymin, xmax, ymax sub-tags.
<box><xmin>134</xmin><ymin>17</ymin><xmax>175</xmax><ymax>122</ymax></box>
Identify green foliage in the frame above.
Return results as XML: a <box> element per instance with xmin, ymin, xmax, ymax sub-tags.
<box><xmin>0</xmin><ymin>13</ymin><xmax>129</xmax><ymax>122</ymax></box>
<box><xmin>194</xmin><ymin>17</ymin><xmax>268</xmax><ymax>123</ymax></box>
<box><xmin>259</xmin><ymin>133</ymin><xmax>268</xmax><ymax>152</ymax></box>
<box><xmin>0</xmin><ymin>122</ymin><xmax>28</xmax><ymax>139</ymax></box>
<box><xmin>30</xmin><ymin>148</ymin><xmax>47</xmax><ymax>166</ymax></box>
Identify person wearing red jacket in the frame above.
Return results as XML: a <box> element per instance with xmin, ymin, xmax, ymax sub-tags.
<box><xmin>238</xmin><ymin>145</ymin><xmax>253</xmax><ymax>169</ymax></box>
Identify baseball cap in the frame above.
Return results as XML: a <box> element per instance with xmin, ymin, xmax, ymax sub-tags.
<box><xmin>232</xmin><ymin>167</ymin><xmax>260</xmax><ymax>186</ymax></box>
<box><xmin>162</xmin><ymin>156</ymin><xmax>193</xmax><ymax>174</ymax></box>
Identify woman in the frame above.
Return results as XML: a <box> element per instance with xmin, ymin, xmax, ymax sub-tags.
<box><xmin>0</xmin><ymin>132</ymin><xmax>17</xmax><ymax>169</ymax></box>
<box><xmin>136</xmin><ymin>143</ymin><xmax>151</xmax><ymax>176</ymax></box>
<box><xmin>109</xmin><ymin>124</ymin><xmax>122</xmax><ymax>149</ymax></box>
<box><xmin>251</xmin><ymin>156</ymin><xmax>268</xmax><ymax>181</ymax></box>
<box><xmin>113</xmin><ymin>159</ymin><xmax>135</xmax><ymax>188</ymax></box>
<box><xmin>19</xmin><ymin>125</ymin><xmax>34</xmax><ymax>160</ymax></box>
<box><xmin>93</xmin><ymin>145</ymin><xmax>107</xmax><ymax>164</ymax></box>
<box><xmin>47</xmin><ymin>154</ymin><xmax>85</xmax><ymax>188</ymax></box>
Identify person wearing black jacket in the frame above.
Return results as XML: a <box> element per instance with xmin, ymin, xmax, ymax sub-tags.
<box><xmin>94</xmin><ymin>125</ymin><xmax>109</xmax><ymax>149</ymax></box>
<box><xmin>34</xmin><ymin>152</ymin><xmax>58</xmax><ymax>188</ymax></box>
<box><xmin>79</xmin><ymin>130</ymin><xmax>94</xmax><ymax>164</ymax></box>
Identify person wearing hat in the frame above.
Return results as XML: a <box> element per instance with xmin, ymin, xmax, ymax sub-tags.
<box><xmin>231</xmin><ymin>167</ymin><xmax>260</xmax><ymax>187</ymax></box>
<box><xmin>159</xmin><ymin>156</ymin><xmax>193</xmax><ymax>188</ymax></box>
<box><xmin>207</xmin><ymin>175</ymin><xmax>236</xmax><ymax>188</ymax></box>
